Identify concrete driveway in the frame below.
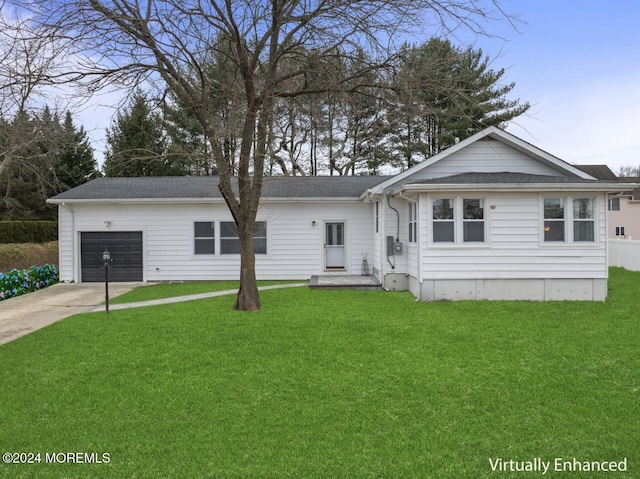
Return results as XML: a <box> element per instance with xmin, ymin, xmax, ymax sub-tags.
<box><xmin>0</xmin><ymin>282</ymin><xmax>143</xmax><ymax>346</ymax></box>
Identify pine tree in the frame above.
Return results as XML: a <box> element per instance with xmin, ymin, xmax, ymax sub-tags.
<box><xmin>104</xmin><ymin>92</ymin><xmax>182</xmax><ymax>177</ymax></box>
<box><xmin>57</xmin><ymin>111</ymin><xmax>99</xmax><ymax>188</ymax></box>
<box><xmin>388</xmin><ymin>39</ymin><xmax>530</xmax><ymax>168</ymax></box>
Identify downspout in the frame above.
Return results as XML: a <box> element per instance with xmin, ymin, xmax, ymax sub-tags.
<box><xmin>386</xmin><ymin>193</ymin><xmax>400</xmax><ymax>241</ymax></box>
<box><xmin>386</xmin><ymin>193</ymin><xmax>400</xmax><ymax>270</ymax></box>
<box><xmin>398</xmin><ymin>191</ymin><xmax>421</xmax><ymax>299</ymax></box>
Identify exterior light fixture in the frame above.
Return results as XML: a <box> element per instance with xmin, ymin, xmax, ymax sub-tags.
<box><xmin>103</xmin><ymin>249</ymin><xmax>111</xmax><ymax>314</ymax></box>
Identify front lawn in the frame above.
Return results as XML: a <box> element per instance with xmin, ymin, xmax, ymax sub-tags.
<box><xmin>109</xmin><ymin>279</ymin><xmax>303</xmax><ymax>304</ymax></box>
<box><xmin>0</xmin><ymin>269</ymin><xmax>638</xmax><ymax>478</ymax></box>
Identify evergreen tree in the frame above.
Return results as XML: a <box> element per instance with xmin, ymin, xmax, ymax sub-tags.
<box><xmin>57</xmin><ymin>111</ymin><xmax>99</xmax><ymax>188</ymax></box>
<box><xmin>388</xmin><ymin>39</ymin><xmax>530</xmax><ymax>168</ymax></box>
<box><xmin>0</xmin><ymin>107</ymin><xmax>98</xmax><ymax>220</ymax></box>
<box><xmin>104</xmin><ymin>92</ymin><xmax>183</xmax><ymax>177</ymax></box>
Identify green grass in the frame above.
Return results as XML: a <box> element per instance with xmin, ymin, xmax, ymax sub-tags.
<box><xmin>0</xmin><ymin>268</ymin><xmax>638</xmax><ymax>478</ymax></box>
<box><xmin>109</xmin><ymin>280</ymin><xmax>304</xmax><ymax>304</ymax></box>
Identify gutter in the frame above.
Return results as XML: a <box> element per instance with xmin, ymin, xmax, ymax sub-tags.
<box><xmin>47</xmin><ymin>196</ymin><xmax>364</xmax><ymax>205</ymax></box>
<box><xmin>392</xmin><ymin>182</ymin><xmax>639</xmax><ymax>195</ymax></box>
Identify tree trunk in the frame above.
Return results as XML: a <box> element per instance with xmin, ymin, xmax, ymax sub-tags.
<box><xmin>233</xmin><ymin>214</ymin><xmax>261</xmax><ymax>311</ymax></box>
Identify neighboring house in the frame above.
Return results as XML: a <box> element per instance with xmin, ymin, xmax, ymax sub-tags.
<box><xmin>605</xmin><ymin>179</ymin><xmax>640</xmax><ymax>240</ymax></box>
<box><xmin>48</xmin><ymin>127</ymin><xmax>628</xmax><ymax>301</ymax></box>
<box><xmin>575</xmin><ymin>165</ymin><xmax>640</xmax><ymax>239</ymax></box>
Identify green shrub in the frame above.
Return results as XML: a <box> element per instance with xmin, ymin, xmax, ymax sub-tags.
<box><xmin>0</xmin><ymin>264</ymin><xmax>59</xmax><ymax>301</ymax></box>
<box><xmin>0</xmin><ymin>221</ymin><xmax>58</xmax><ymax>244</ymax></box>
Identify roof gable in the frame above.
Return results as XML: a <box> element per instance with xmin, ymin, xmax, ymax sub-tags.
<box><xmin>367</xmin><ymin>127</ymin><xmax>596</xmax><ymax>195</ymax></box>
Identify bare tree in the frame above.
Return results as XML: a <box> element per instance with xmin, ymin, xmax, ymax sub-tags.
<box><xmin>617</xmin><ymin>166</ymin><xmax>640</xmax><ymax>178</ymax></box>
<box><xmin>1</xmin><ymin>4</ymin><xmax>90</xmax><ymax>212</ymax></box>
<box><xmin>17</xmin><ymin>0</ymin><xmax>513</xmax><ymax>310</ymax></box>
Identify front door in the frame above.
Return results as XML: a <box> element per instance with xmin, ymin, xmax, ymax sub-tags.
<box><xmin>325</xmin><ymin>222</ymin><xmax>345</xmax><ymax>269</ymax></box>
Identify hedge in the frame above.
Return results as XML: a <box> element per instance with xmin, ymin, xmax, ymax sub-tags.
<box><xmin>0</xmin><ymin>221</ymin><xmax>58</xmax><ymax>244</ymax></box>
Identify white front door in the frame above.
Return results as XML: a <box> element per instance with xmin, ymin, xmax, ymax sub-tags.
<box><xmin>325</xmin><ymin>222</ymin><xmax>345</xmax><ymax>269</ymax></box>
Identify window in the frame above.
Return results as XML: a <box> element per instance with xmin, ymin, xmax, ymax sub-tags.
<box><xmin>573</xmin><ymin>198</ymin><xmax>595</xmax><ymax>242</ymax></box>
<box><xmin>431</xmin><ymin>197</ymin><xmax>487</xmax><ymax>245</ymax></box>
<box><xmin>375</xmin><ymin>201</ymin><xmax>380</xmax><ymax>234</ymax></box>
<box><xmin>463</xmin><ymin>199</ymin><xmax>485</xmax><ymax>242</ymax></box>
<box><xmin>220</xmin><ymin>221</ymin><xmax>267</xmax><ymax>254</ymax></box>
<box><xmin>615</xmin><ymin>226</ymin><xmax>626</xmax><ymax>236</ymax></box>
<box><xmin>608</xmin><ymin>197</ymin><xmax>620</xmax><ymax>211</ymax></box>
<box><xmin>408</xmin><ymin>202</ymin><xmax>417</xmax><ymax>243</ymax></box>
<box><xmin>194</xmin><ymin>222</ymin><xmax>215</xmax><ymax>255</ymax></box>
<box><xmin>542</xmin><ymin>196</ymin><xmax>596</xmax><ymax>243</ymax></box>
<box><xmin>432</xmin><ymin>198</ymin><xmax>455</xmax><ymax>242</ymax></box>
<box><xmin>543</xmin><ymin>198</ymin><xmax>565</xmax><ymax>242</ymax></box>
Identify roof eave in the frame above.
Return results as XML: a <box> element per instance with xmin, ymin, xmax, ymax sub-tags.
<box><xmin>47</xmin><ymin>196</ymin><xmax>364</xmax><ymax>205</ymax></box>
<box><xmin>393</xmin><ymin>182</ymin><xmax>634</xmax><ymax>195</ymax></box>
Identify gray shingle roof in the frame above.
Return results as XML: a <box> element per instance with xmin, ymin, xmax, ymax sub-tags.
<box><xmin>49</xmin><ymin>175</ymin><xmax>391</xmax><ymax>201</ymax></box>
<box><xmin>574</xmin><ymin>164</ymin><xmax>618</xmax><ymax>180</ymax></box>
<box><xmin>410</xmin><ymin>172</ymin><xmax>600</xmax><ymax>185</ymax></box>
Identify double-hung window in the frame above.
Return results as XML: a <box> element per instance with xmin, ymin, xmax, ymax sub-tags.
<box><xmin>432</xmin><ymin>198</ymin><xmax>455</xmax><ymax>242</ymax></box>
<box><xmin>543</xmin><ymin>198</ymin><xmax>565</xmax><ymax>242</ymax></box>
<box><xmin>194</xmin><ymin>222</ymin><xmax>215</xmax><ymax>255</ymax></box>
<box><xmin>408</xmin><ymin>202</ymin><xmax>417</xmax><ymax>243</ymax></box>
<box><xmin>463</xmin><ymin>199</ymin><xmax>485</xmax><ymax>242</ymax></box>
<box><xmin>220</xmin><ymin>221</ymin><xmax>267</xmax><ymax>254</ymax></box>
<box><xmin>543</xmin><ymin>197</ymin><xmax>595</xmax><ymax>243</ymax></box>
<box><xmin>573</xmin><ymin>198</ymin><xmax>595</xmax><ymax>242</ymax></box>
<box><xmin>432</xmin><ymin>197</ymin><xmax>486</xmax><ymax>244</ymax></box>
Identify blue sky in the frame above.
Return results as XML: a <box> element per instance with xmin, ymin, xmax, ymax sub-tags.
<box><xmin>78</xmin><ymin>0</ymin><xmax>640</xmax><ymax>172</ymax></box>
<box><xmin>457</xmin><ymin>0</ymin><xmax>640</xmax><ymax>171</ymax></box>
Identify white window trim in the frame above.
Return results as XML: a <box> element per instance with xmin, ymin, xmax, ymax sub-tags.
<box><xmin>428</xmin><ymin>195</ymin><xmax>489</xmax><ymax>248</ymax></box>
<box><xmin>539</xmin><ymin>195</ymin><xmax>599</xmax><ymax>247</ymax></box>
<box><xmin>192</xmin><ymin>219</ymin><xmax>216</xmax><ymax>256</ymax></box>
<box><xmin>408</xmin><ymin>202</ymin><xmax>417</xmax><ymax>243</ymax></box>
<box><xmin>191</xmin><ymin>219</ymin><xmax>270</xmax><ymax>257</ymax></box>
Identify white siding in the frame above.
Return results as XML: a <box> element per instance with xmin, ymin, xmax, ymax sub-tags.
<box><xmin>419</xmin><ymin>191</ymin><xmax>608</xmax><ymax>281</ymax></box>
<box><xmin>371</xmin><ymin>201</ymin><xmax>382</xmax><ymax>280</ymax></box>
<box><xmin>61</xmin><ymin>200</ymin><xmax>374</xmax><ymax>282</ymax></box>
<box><xmin>58</xmin><ymin>205</ymin><xmax>74</xmax><ymax>282</ymax></box>
<box><xmin>383</xmin><ymin>196</ymin><xmax>409</xmax><ymax>274</ymax></box>
<box><xmin>402</xmin><ymin>139</ymin><xmax>565</xmax><ymax>182</ymax></box>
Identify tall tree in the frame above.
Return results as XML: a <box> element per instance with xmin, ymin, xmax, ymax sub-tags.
<box><xmin>104</xmin><ymin>92</ymin><xmax>180</xmax><ymax>176</ymax></box>
<box><xmin>22</xmin><ymin>0</ymin><xmax>515</xmax><ymax>310</ymax></box>
<box><xmin>388</xmin><ymin>38</ymin><xmax>530</xmax><ymax>168</ymax></box>
<box><xmin>0</xmin><ymin>107</ymin><xmax>97</xmax><ymax>219</ymax></box>
<box><xmin>57</xmin><ymin>111</ymin><xmax>100</xmax><ymax>188</ymax></box>
<box><xmin>1</xmin><ymin>8</ymin><xmax>74</xmax><ymax>217</ymax></box>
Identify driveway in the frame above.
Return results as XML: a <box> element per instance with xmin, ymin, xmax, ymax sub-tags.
<box><xmin>0</xmin><ymin>282</ymin><xmax>143</xmax><ymax>346</ymax></box>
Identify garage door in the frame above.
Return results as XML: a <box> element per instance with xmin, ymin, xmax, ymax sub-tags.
<box><xmin>81</xmin><ymin>232</ymin><xmax>143</xmax><ymax>282</ymax></box>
